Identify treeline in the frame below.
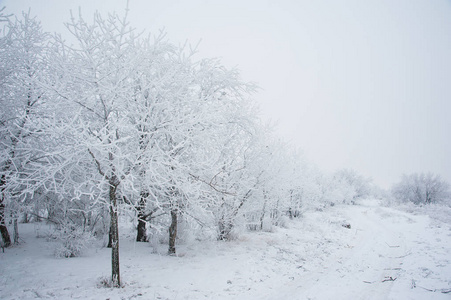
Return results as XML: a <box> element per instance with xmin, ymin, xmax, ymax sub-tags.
<box><xmin>0</xmin><ymin>9</ymin><xmax>377</xmax><ymax>286</ymax></box>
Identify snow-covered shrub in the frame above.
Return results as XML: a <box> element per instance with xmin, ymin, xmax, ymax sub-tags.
<box><xmin>331</xmin><ymin>169</ymin><xmax>372</xmax><ymax>204</ymax></box>
<box><xmin>96</xmin><ymin>275</ymin><xmax>125</xmax><ymax>288</ymax></box>
<box><xmin>276</xmin><ymin>215</ymin><xmax>290</xmax><ymax>228</ymax></box>
<box><xmin>261</xmin><ymin>216</ymin><xmax>274</xmax><ymax>232</ymax></box>
<box><xmin>219</xmin><ymin>214</ymin><xmax>246</xmax><ymax>241</ymax></box>
<box><xmin>50</xmin><ymin>223</ymin><xmax>94</xmax><ymax>258</ymax></box>
<box><xmin>391</xmin><ymin>173</ymin><xmax>450</xmax><ymax>205</ymax></box>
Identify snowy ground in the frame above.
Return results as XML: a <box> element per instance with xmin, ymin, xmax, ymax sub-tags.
<box><xmin>1</xmin><ymin>200</ymin><xmax>450</xmax><ymax>299</ymax></box>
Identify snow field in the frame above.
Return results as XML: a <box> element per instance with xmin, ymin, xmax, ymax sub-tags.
<box><xmin>1</xmin><ymin>201</ymin><xmax>450</xmax><ymax>299</ymax></box>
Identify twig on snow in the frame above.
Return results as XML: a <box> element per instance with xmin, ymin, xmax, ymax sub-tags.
<box><xmin>385</xmin><ymin>242</ymin><xmax>400</xmax><ymax>248</ymax></box>
<box><xmin>382</xmin><ymin>276</ymin><xmax>397</xmax><ymax>282</ymax></box>
<box><xmin>417</xmin><ymin>286</ymin><xmax>451</xmax><ymax>294</ymax></box>
<box><xmin>363</xmin><ymin>276</ymin><xmax>398</xmax><ymax>284</ymax></box>
<box><xmin>387</xmin><ymin>252</ymin><xmax>411</xmax><ymax>259</ymax></box>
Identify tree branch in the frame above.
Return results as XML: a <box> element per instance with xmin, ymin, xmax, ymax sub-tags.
<box><xmin>87</xmin><ymin>148</ymin><xmax>105</xmax><ymax>177</ymax></box>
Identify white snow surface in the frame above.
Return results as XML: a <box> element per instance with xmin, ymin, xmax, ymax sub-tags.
<box><xmin>1</xmin><ymin>200</ymin><xmax>450</xmax><ymax>299</ymax></box>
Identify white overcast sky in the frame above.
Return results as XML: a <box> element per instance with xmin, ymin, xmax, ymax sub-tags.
<box><xmin>2</xmin><ymin>0</ymin><xmax>451</xmax><ymax>189</ymax></box>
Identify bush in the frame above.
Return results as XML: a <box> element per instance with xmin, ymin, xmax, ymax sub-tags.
<box><xmin>49</xmin><ymin>223</ymin><xmax>94</xmax><ymax>258</ymax></box>
<box><xmin>392</xmin><ymin>173</ymin><xmax>450</xmax><ymax>205</ymax></box>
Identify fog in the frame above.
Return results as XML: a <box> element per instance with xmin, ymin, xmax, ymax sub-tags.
<box><xmin>2</xmin><ymin>0</ymin><xmax>450</xmax><ymax>188</ymax></box>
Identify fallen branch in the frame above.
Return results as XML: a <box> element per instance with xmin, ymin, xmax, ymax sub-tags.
<box><xmin>363</xmin><ymin>276</ymin><xmax>398</xmax><ymax>284</ymax></box>
<box><xmin>382</xmin><ymin>276</ymin><xmax>397</xmax><ymax>282</ymax></box>
<box><xmin>385</xmin><ymin>242</ymin><xmax>400</xmax><ymax>248</ymax></box>
<box><xmin>418</xmin><ymin>286</ymin><xmax>451</xmax><ymax>294</ymax></box>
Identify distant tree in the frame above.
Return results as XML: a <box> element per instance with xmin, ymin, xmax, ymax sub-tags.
<box><xmin>331</xmin><ymin>169</ymin><xmax>372</xmax><ymax>204</ymax></box>
<box><xmin>392</xmin><ymin>173</ymin><xmax>450</xmax><ymax>205</ymax></box>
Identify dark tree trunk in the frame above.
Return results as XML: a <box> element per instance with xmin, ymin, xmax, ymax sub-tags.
<box><xmin>217</xmin><ymin>202</ymin><xmax>231</xmax><ymax>240</ymax></box>
<box><xmin>168</xmin><ymin>207</ymin><xmax>177</xmax><ymax>255</ymax></box>
<box><xmin>0</xmin><ymin>196</ymin><xmax>11</xmax><ymax>247</ymax></box>
<box><xmin>136</xmin><ymin>192</ymin><xmax>148</xmax><ymax>242</ymax></box>
<box><xmin>13</xmin><ymin>218</ymin><xmax>19</xmax><ymax>244</ymax></box>
<box><xmin>217</xmin><ymin>188</ymin><xmax>254</xmax><ymax>241</ymax></box>
<box><xmin>23</xmin><ymin>213</ymin><xmax>29</xmax><ymax>223</ymax></box>
<box><xmin>0</xmin><ymin>222</ymin><xmax>11</xmax><ymax>248</ymax></box>
<box><xmin>109</xmin><ymin>178</ymin><xmax>120</xmax><ymax>287</ymax></box>
<box><xmin>107</xmin><ymin>223</ymin><xmax>112</xmax><ymax>248</ymax></box>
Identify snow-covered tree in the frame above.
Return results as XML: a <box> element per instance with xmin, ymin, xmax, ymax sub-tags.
<box><xmin>156</xmin><ymin>57</ymin><xmax>259</xmax><ymax>243</ymax></box>
<box><xmin>0</xmin><ymin>6</ymin><xmax>360</xmax><ymax>287</ymax></box>
<box><xmin>392</xmin><ymin>173</ymin><xmax>450</xmax><ymax>205</ymax></box>
<box><xmin>40</xmin><ymin>10</ymin><xmax>154</xmax><ymax>287</ymax></box>
<box><xmin>35</xmin><ymin>7</ymin><xmax>259</xmax><ymax>280</ymax></box>
<box><xmin>0</xmin><ymin>11</ymin><xmax>50</xmax><ymax>247</ymax></box>
<box><xmin>330</xmin><ymin>169</ymin><xmax>372</xmax><ymax>204</ymax></box>
<box><xmin>243</xmin><ymin>136</ymin><xmax>296</xmax><ymax>231</ymax></box>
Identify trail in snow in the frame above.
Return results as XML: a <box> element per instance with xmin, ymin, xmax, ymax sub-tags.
<box><xmin>0</xmin><ymin>201</ymin><xmax>450</xmax><ymax>299</ymax></box>
<box><xmin>271</xmin><ymin>206</ymin><xmax>406</xmax><ymax>299</ymax></box>
<box><xmin>268</xmin><ymin>202</ymin><xmax>451</xmax><ymax>300</ymax></box>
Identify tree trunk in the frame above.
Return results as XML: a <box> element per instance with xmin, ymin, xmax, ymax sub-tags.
<box><xmin>136</xmin><ymin>192</ymin><xmax>148</xmax><ymax>242</ymax></box>
<box><xmin>107</xmin><ymin>222</ymin><xmax>112</xmax><ymax>248</ymax></box>
<box><xmin>23</xmin><ymin>213</ymin><xmax>29</xmax><ymax>223</ymax></box>
<box><xmin>260</xmin><ymin>191</ymin><xmax>268</xmax><ymax>230</ymax></box>
<box><xmin>218</xmin><ymin>221</ymin><xmax>227</xmax><ymax>240</ymax></box>
<box><xmin>0</xmin><ymin>199</ymin><xmax>11</xmax><ymax>248</ymax></box>
<box><xmin>217</xmin><ymin>189</ymin><xmax>254</xmax><ymax>241</ymax></box>
<box><xmin>218</xmin><ymin>217</ymin><xmax>232</xmax><ymax>241</ymax></box>
<box><xmin>109</xmin><ymin>178</ymin><xmax>120</xmax><ymax>287</ymax></box>
<box><xmin>272</xmin><ymin>198</ymin><xmax>281</xmax><ymax>226</ymax></box>
<box><xmin>168</xmin><ymin>207</ymin><xmax>177</xmax><ymax>255</ymax></box>
<box><xmin>13</xmin><ymin>218</ymin><xmax>19</xmax><ymax>244</ymax></box>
